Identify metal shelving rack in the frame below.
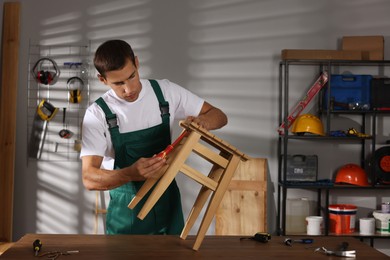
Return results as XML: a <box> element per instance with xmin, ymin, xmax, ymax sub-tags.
<box><xmin>277</xmin><ymin>59</ymin><xmax>390</xmax><ymax>245</ymax></box>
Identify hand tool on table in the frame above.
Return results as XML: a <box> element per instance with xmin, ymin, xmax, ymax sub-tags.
<box><xmin>33</xmin><ymin>239</ymin><xmax>42</xmax><ymax>256</ymax></box>
<box><xmin>240</xmin><ymin>232</ymin><xmax>271</xmax><ymax>243</ymax></box>
<box><xmin>28</xmin><ymin>99</ymin><xmax>59</xmax><ymax>159</ymax></box>
<box><xmin>315</xmin><ymin>241</ymin><xmax>355</xmax><ymax>258</ymax></box>
<box><xmin>315</xmin><ymin>247</ymin><xmax>356</xmax><ymax>258</ymax></box>
<box><xmin>39</xmin><ymin>250</ymin><xmax>79</xmax><ymax>259</ymax></box>
<box><xmin>284</xmin><ymin>238</ymin><xmax>313</xmax><ymax>246</ymax></box>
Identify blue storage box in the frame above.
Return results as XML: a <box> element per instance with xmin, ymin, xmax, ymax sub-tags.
<box><xmin>323</xmin><ymin>74</ymin><xmax>372</xmax><ymax>110</ymax></box>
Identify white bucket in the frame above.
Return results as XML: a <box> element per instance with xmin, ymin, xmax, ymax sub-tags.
<box><xmin>306</xmin><ymin>216</ymin><xmax>323</xmax><ymax>235</ymax></box>
<box><xmin>373</xmin><ymin>210</ymin><xmax>390</xmax><ymax>234</ymax></box>
<box><xmin>359</xmin><ymin>218</ymin><xmax>375</xmax><ymax>235</ymax></box>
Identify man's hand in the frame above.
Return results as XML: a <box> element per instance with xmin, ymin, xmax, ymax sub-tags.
<box><xmin>81</xmin><ymin>155</ymin><xmax>167</xmax><ymax>191</ymax></box>
<box><xmin>130</xmin><ymin>156</ymin><xmax>167</xmax><ymax>179</ymax></box>
<box><xmin>185</xmin><ymin>116</ymin><xmax>209</xmax><ymax>130</ymax></box>
<box><xmin>185</xmin><ymin>101</ymin><xmax>227</xmax><ymax>131</ymax></box>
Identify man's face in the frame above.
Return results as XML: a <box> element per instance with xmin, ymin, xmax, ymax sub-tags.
<box><xmin>98</xmin><ymin>57</ymin><xmax>142</xmax><ymax>102</ymax></box>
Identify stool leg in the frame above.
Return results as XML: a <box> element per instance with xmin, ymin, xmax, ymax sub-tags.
<box><xmin>180</xmin><ymin>166</ymin><xmax>223</xmax><ymax>239</ymax></box>
<box><xmin>192</xmin><ymin>155</ymin><xmax>240</xmax><ymax>251</ymax></box>
<box><xmin>137</xmin><ymin>131</ymin><xmax>201</xmax><ymax>220</ymax></box>
<box><xmin>128</xmin><ymin>141</ymin><xmax>184</xmax><ymax>209</ymax></box>
<box><xmin>127</xmin><ymin>166</ymin><xmax>166</xmax><ymax>209</ymax></box>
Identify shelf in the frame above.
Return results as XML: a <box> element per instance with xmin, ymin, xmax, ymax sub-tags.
<box><xmin>280</xmin><ymin>135</ymin><xmax>372</xmax><ymax>141</ymax></box>
<box><xmin>279</xmin><ymin>182</ymin><xmax>390</xmax><ymax>189</ymax></box>
<box><xmin>277</xmin><ymin>58</ymin><xmax>390</xmax><ymax>240</ymax></box>
<box><xmin>281</xmin><ymin>232</ymin><xmax>390</xmax><ymax>238</ymax></box>
<box><xmin>281</xmin><ymin>59</ymin><xmax>390</xmax><ymax>66</ymax></box>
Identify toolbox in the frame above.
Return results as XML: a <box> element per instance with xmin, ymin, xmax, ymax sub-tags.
<box><xmin>371</xmin><ymin>78</ymin><xmax>390</xmax><ymax>110</ymax></box>
<box><xmin>323</xmin><ymin>74</ymin><xmax>372</xmax><ymax>110</ymax></box>
<box><xmin>284</xmin><ymin>155</ymin><xmax>318</xmax><ymax>182</ymax></box>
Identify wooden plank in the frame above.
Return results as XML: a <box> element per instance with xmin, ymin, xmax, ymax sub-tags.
<box><xmin>179</xmin><ymin>121</ymin><xmax>250</xmax><ymax>160</ymax></box>
<box><xmin>0</xmin><ymin>2</ymin><xmax>21</xmax><ymax>243</ymax></box>
<box><xmin>180</xmin><ymin>164</ymin><xmax>218</xmax><ymax>191</ymax></box>
<box><xmin>215</xmin><ymin>158</ymin><xmax>267</xmax><ymax>235</ymax></box>
<box><xmin>192</xmin><ymin>142</ymin><xmax>228</xmax><ymax>168</ymax></box>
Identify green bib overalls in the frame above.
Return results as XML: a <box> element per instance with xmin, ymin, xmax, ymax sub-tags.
<box><xmin>95</xmin><ymin>80</ymin><xmax>184</xmax><ymax>235</ymax></box>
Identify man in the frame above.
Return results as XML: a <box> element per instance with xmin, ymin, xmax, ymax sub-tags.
<box><xmin>80</xmin><ymin>39</ymin><xmax>227</xmax><ymax>235</ymax></box>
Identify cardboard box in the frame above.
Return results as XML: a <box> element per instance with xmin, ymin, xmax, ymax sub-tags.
<box><xmin>342</xmin><ymin>36</ymin><xmax>384</xmax><ymax>60</ymax></box>
<box><xmin>281</xmin><ymin>49</ymin><xmax>362</xmax><ymax>61</ymax></box>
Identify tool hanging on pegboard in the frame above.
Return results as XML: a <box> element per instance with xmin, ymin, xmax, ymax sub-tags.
<box><xmin>278</xmin><ymin>72</ymin><xmax>329</xmax><ymax>135</ymax></box>
<box><xmin>28</xmin><ymin>99</ymin><xmax>58</xmax><ymax>159</ymax></box>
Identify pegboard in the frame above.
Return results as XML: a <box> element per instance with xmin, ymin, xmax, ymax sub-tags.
<box><xmin>27</xmin><ymin>41</ymin><xmax>91</xmax><ymax>161</ymax></box>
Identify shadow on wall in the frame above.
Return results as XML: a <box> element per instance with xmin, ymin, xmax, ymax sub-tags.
<box><xmin>17</xmin><ymin>0</ymin><xmax>390</xmax><ymax>242</ymax></box>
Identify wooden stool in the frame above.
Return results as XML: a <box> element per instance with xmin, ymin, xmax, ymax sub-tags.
<box><xmin>128</xmin><ymin>121</ymin><xmax>249</xmax><ymax>250</ymax></box>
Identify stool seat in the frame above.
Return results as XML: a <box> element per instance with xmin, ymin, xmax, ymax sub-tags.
<box><xmin>128</xmin><ymin>120</ymin><xmax>249</xmax><ymax>250</ymax></box>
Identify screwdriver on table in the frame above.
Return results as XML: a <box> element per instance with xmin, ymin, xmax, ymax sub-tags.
<box><xmin>284</xmin><ymin>238</ymin><xmax>314</xmax><ymax>246</ymax></box>
<box><xmin>33</xmin><ymin>239</ymin><xmax>42</xmax><ymax>256</ymax></box>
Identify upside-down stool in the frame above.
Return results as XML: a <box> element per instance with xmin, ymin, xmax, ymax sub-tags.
<box><xmin>128</xmin><ymin>120</ymin><xmax>250</xmax><ymax>250</ymax></box>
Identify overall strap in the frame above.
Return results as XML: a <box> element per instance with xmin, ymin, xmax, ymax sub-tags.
<box><xmin>95</xmin><ymin>97</ymin><xmax>120</xmax><ymax>136</ymax></box>
<box><xmin>149</xmin><ymin>79</ymin><xmax>170</xmax><ymax>125</ymax></box>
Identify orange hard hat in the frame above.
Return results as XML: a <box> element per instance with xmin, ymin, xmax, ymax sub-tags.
<box><xmin>335</xmin><ymin>163</ymin><xmax>370</xmax><ymax>186</ymax></box>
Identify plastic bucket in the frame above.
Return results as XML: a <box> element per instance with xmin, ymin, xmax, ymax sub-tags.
<box><xmin>373</xmin><ymin>210</ymin><xmax>390</xmax><ymax>234</ymax></box>
<box><xmin>306</xmin><ymin>216</ymin><xmax>323</xmax><ymax>235</ymax></box>
<box><xmin>329</xmin><ymin>204</ymin><xmax>357</xmax><ymax>234</ymax></box>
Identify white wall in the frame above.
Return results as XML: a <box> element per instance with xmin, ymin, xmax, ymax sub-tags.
<box><xmin>1</xmin><ymin>0</ymin><xmax>390</xmax><ymax>255</ymax></box>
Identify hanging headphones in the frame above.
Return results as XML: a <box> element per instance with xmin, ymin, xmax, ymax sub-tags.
<box><xmin>67</xmin><ymin>76</ymin><xmax>84</xmax><ymax>104</ymax></box>
<box><xmin>32</xmin><ymin>58</ymin><xmax>60</xmax><ymax>85</ymax></box>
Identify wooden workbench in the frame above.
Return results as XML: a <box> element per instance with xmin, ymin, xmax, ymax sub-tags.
<box><xmin>1</xmin><ymin>234</ymin><xmax>389</xmax><ymax>259</ymax></box>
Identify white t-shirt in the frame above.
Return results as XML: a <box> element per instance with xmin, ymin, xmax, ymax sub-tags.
<box><xmin>80</xmin><ymin>79</ymin><xmax>204</xmax><ymax>169</ymax></box>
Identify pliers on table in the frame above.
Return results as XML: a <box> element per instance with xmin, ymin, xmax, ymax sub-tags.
<box><xmin>315</xmin><ymin>247</ymin><xmax>356</xmax><ymax>258</ymax></box>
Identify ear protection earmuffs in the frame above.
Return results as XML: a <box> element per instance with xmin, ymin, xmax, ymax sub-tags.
<box><xmin>67</xmin><ymin>76</ymin><xmax>84</xmax><ymax>104</ymax></box>
<box><xmin>32</xmin><ymin>58</ymin><xmax>60</xmax><ymax>85</ymax></box>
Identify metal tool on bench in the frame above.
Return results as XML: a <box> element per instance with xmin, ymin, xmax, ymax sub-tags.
<box><xmin>284</xmin><ymin>238</ymin><xmax>313</xmax><ymax>246</ymax></box>
<box><xmin>240</xmin><ymin>232</ymin><xmax>271</xmax><ymax>243</ymax></box>
<box><xmin>315</xmin><ymin>247</ymin><xmax>356</xmax><ymax>258</ymax></box>
<box><xmin>28</xmin><ymin>99</ymin><xmax>58</xmax><ymax>159</ymax></box>
<box><xmin>315</xmin><ymin>242</ymin><xmax>356</xmax><ymax>258</ymax></box>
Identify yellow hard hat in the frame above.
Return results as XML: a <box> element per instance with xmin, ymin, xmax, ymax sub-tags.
<box><xmin>291</xmin><ymin>114</ymin><xmax>325</xmax><ymax>136</ymax></box>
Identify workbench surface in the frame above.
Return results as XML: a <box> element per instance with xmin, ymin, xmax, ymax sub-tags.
<box><xmin>1</xmin><ymin>234</ymin><xmax>388</xmax><ymax>259</ymax></box>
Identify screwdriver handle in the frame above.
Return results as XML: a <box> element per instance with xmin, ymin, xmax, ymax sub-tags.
<box><xmin>33</xmin><ymin>239</ymin><xmax>42</xmax><ymax>256</ymax></box>
<box><xmin>299</xmin><ymin>238</ymin><xmax>314</xmax><ymax>244</ymax></box>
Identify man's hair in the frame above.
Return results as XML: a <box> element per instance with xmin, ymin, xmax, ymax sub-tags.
<box><xmin>94</xmin><ymin>39</ymin><xmax>136</xmax><ymax>78</ymax></box>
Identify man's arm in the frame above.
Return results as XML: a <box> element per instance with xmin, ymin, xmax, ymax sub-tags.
<box><xmin>186</xmin><ymin>101</ymin><xmax>227</xmax><ymax>130</ymax></box>
<box><xmin>81</xmin><ymin>155</ymin><xmax>167</xmax><ymax>191</ymax></box>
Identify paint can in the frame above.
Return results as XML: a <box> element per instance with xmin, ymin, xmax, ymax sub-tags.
<box><xmin>328</xmin><ymin>204</ymin><xmax>357</xmax><ymax>234</ymax></box>
<box><xmin>359</xmin><ymin>218</ymin><xmax>375</xmax><ymax>235</ymax></box>
<box><xmin>306</xmin><ymin>216</ymin><xmax>323</xmax><ymax>235</ymax></box>
<box><xmin>373</xmin><ymin>210</ymin><xmax>390</xmax><ymax>234</ymax></box>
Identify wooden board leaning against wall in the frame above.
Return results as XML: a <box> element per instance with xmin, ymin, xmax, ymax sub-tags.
<box><xmin>0</xmin><ymin>1</ymin><xmax>21</xmax><ymax>246</ymax></box>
